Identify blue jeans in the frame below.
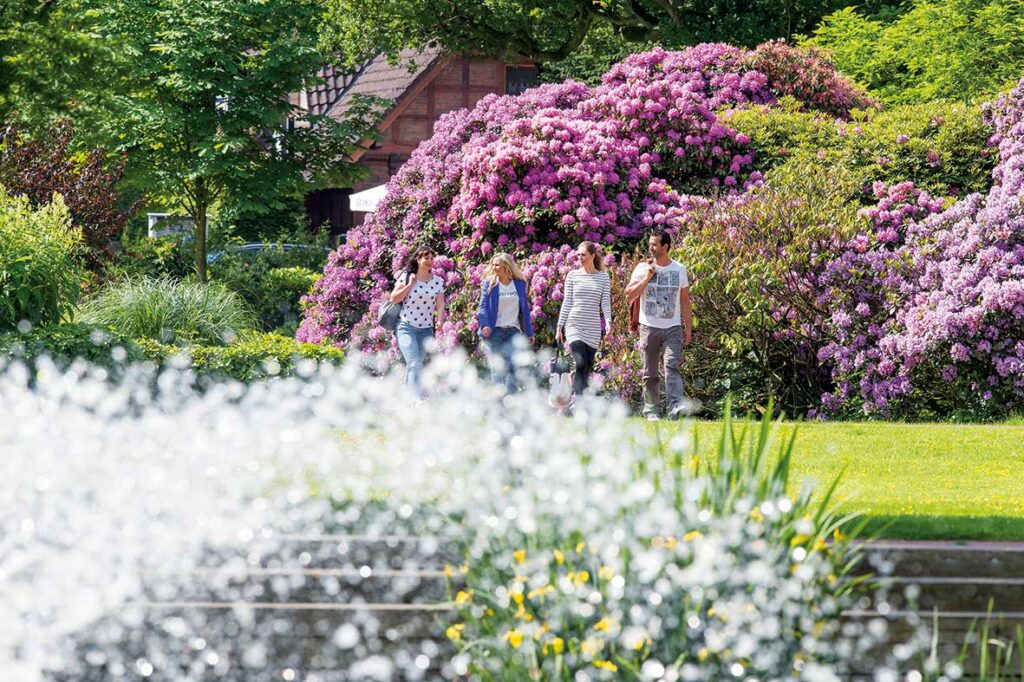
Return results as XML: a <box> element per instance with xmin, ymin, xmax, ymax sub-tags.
<box><xmin>396</xmin><ymin>322</ymin><xmax>434</xmax><ymax>393</ymax></box>
<box><xmin>486</xmin><ymin>327</ymin><xmax>522</xmax><ymax>393</ymax></box>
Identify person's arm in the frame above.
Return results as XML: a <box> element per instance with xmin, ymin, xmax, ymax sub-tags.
<box><xmin>625</xmin><ymin>263</ymin><xmax>654</xmax><ymax>303</ymax></box>
<box><xmin>555</xmin><ymin>272</ymin><xmax>573</xmax><ymax>344</ymax></box>
<box><xmin>477</xmin><ymin>284</ymin><xmax>491</xmax><ymax>338</ymax></box>
<box><xmin>389</xmin><ymin>273</ymin><xmax>415</xmax><ymax>303</ymax></box>
<box><xmin>680</xmin><ymin>286</ymin><xmax>692</xmax><ymax>346</ymax></box>
<box><xmin>519</xmin><ymin>281</ymin><xmax>535</xmax><ymax>342</ymax></box>
<box><xmin>434</xmin><ymin>289</ymin><xmax>446</xmax><ymax>330</ymax></box>
<box><xmin>601</xmin><ymin>273</ymin><xmax>612</xmax><ymax>339</ymax></box>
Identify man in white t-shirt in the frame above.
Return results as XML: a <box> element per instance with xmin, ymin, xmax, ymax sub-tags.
<box><xmin>625</xmin><ymin>231</ymin><xmax>693</xmax><ymax>420</ymax></box>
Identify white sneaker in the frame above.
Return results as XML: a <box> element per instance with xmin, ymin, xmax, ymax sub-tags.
<box><xmin>645</xmin><ymin>414</ymin><xmax>659</xmax><ymax>422</ymax></box>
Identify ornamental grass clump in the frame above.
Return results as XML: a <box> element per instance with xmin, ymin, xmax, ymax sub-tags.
<box><xmin>78</xmin><ymin>277</ymin><xmax>256</xmax><ymax>345</ymax></box>
<box><xmin>445</xmin><ymin>400</ymin><xmax>871</xmax><ymax>680</ymax></box>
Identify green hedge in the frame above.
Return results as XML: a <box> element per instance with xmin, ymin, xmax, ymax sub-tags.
<box><xmin>0</xmin><ymin>322</ymin><xmax>146</xmax><ymax>368</ymax></box>
<box><xmin>0</xmin><ymin>323</ymin><xmax>345</xmax><ymax>383</ymax></box>
<box><xmin>135</xmin><ymin>331</ymin><xmax>345</xmax><ymax>382</ymax></box>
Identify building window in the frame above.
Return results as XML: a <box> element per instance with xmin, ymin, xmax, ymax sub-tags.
<box><xmin>505</xmin><ymin>65</ymin><xmax>539</xmax><ymax>95</ymax></box>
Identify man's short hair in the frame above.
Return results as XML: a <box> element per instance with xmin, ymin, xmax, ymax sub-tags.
<box><xmin>650</xmin><ymin>231</ymin><xmax>672</xmax><ymax>248</ymax></box>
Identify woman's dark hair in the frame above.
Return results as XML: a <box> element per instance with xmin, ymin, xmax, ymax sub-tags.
<box><xmin>405</xmin><ymin>246</ymin><xmax>435</xmax><ymax>275</ymax></box>
<box><xmin>579</xmin><ymin>241</ymin><xmax>604</xmax><ymax>271</ymax></box>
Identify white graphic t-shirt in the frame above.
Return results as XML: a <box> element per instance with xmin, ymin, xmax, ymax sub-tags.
<box><xmin>495</xmin><ymin>281</ymin><xmax>521</xmax><ymax>329</ymax></box>
<box><xmin>630</xmin><ymin>260</ymin><xmax>689</xmax><ymax>329</ymax></box>
<box><xmin>399</xmin><ymin>274</ymin><xmax>444</xmax><ymax>329</ymax></box>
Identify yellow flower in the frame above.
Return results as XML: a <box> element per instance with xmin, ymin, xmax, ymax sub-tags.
<box><xmin>534</xmin><ymin>624</ymin><xmax>550</xmax><ymax>640</ymax></box>
<box><xmin>528</xmin><ymin>585</ymin><xmax>555</xmax><ymax>600</ymax></box>
<box><xmin>543</xmin><ymin>636</ymin><xmax>565</xmax><ymax>655</ymax></box>
<box><xmin>697</xmin><ymin>647</ymin><xmax>709</xmax><ymax>662</ymax></box>
<box><xmin>459</xmin><ymin>564</ymin><xmax>469</xmax><ymax>574</ymax></box>
<box><xmin>832</xmin><ymin>528</ymin><xmax>847</xmax><ymax>542</ymax></box>
<box><xmin>570</xmin><ymin>570</ymin><xmax>589</xmax><ymax>585</ymax></box>
<box><xmin>511</xmin><ymin>591</ymin><xmax>524</xmax><ymax>605</ymax></box>
<box><xmin>454</xmin><ymin>590</ymin><xmax>472</xmax><ymax>605</ymax></box>
<box><xmin>631</xmin><ymin>637</ymin><xmax>651</xmax><ymax>651</ymax></box>
<box><xmin>665</xmin><ymin>536</ymin><xmax>677</xmax><ymax>550</ymax></box>
<box><xmin>594</xmin><ymin>617</ymin><xmax>614</xmax><ymax>631</ymax></box>
<box><xmin>513</xmin><ymin>549</ymin><xmax>526</xmax><ymax>563</ymax></box>
<box><xmin>553</xmin><ymin>549</ymin><xmax>565</xmax><ymax>565</ymax></box>
<box><xmin>576</xmin><ymin>541</ymin><xmax>586</xmax><ymax>553</ymax></box>
<box><xmin>443</xmin><ymin>564</ymin><xmax>454</xmax><ymax>578</ymax></box>
<box><xmin>814</xmin><ymin>538</ymin><xmax>827</xmax><ymax>552</ymax></box>
<box><xmin>446</xmin><ymin>623</ymin><xmax>465</xmax><ymax>641</ymax></box>
<box><xmin>598</xmin><ymin>565</ymin><xmax>615</xmax><ymax>581</ymax></box>
<box><xmin>683</xmin><ymin>530</ymin><xmax>703</xmax><ymax>542</ymax></box>
<box><xmin>594</xmin><ymin>660</ymin><xmax>618</xmax><ymax>672</ymax></box>
<box><xmin>749</xmin><ymin>507</ymin><xmax>764</xmax><ymax>523</ymax></box>
<box><xmin>581</xmin><ymin>637</ymin><xmax>603</xmax><ymax>655</ymax></box>
<box><xmin>504</xmin><ymin>629</ymin><xmax>524</xmax><ymax>649</ymax></box>
<box><xmin>790</xmin><ymin>534</ymin><xmax>811</xmax><ymax>546</ymax></box>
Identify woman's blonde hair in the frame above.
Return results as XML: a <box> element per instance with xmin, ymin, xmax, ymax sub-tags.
<box><xmin>484</xmin><ymin>252</ymin><xmax>526</xmax><ymax>286</ymax></box>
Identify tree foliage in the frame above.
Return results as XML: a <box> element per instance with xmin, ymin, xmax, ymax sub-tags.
<box><xmin>0</xmin><ymin>119</ymin><xmax>139</xmax><ymax>262</ymax></box>
<box><xmin>805</xmin><ymin>0</ymin><xmax>1024</xmax><ymax>104</ymax></box>
<box><xmin>5</xmin><ymin>0</ymin><xmax>384</xmax><ymax>281</ymax></box>
<box><xmin>319</xmin><ymin>0</ymin><xmax>874</xmax><ymax>66</ymax></box>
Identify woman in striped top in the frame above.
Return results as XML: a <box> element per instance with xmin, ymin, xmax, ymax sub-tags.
<box><xmin>556</xmin><ymin>241</ymin><xmax>612</xmax><ymax>396</ymax></box>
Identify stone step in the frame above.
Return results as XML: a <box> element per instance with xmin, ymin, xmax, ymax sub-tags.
<box><xmin>857</xmin><ymin>541</ymin><xmax>1024</xmax><ymax>579</ymax></box>
<box><xmin>144</xmin><ymin>568</ymin><xmax>453</xmax><ymax>605</ymax></box>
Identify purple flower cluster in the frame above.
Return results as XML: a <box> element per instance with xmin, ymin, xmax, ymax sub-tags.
<box><xmin>296</xmin><ymin>43</ymin><xmax>876</xmax><ymax>361</ymax></box>
<box><xmin>818</xmin><ymin>77</ymin><xmax>1024</xmax><ymax>416</ymax></box>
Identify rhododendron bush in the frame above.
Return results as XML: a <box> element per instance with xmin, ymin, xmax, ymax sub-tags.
<box><xmin>297</xmin><ymin>43</ymin><xmax>870</xmax><ymax>382</ymax></box>
<box><xmin>819</xmin><ymin>77</ymin><xmax>1024</xmax><ymax>418</ymax></box>
<box><xmin>299</xmin><ymin>38</ymin><xmax>1024</xmax><ymax>419</ymax></box>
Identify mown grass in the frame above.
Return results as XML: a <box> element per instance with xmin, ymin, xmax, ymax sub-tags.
<box><xmin>647</xmin><ymin>419</ymin><xmax>1024</xmax><ymax>541</ymax></box>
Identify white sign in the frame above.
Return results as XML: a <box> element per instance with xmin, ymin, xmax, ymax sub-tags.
<box><xmin>349</xmin><ymin>184</ymin><xmax>388</xmax><ymax>213</ymax></box>
<box><xmin>147</xmin><ymin>213</ymin><xmax>195</xmax><ymax>238</ymax></box>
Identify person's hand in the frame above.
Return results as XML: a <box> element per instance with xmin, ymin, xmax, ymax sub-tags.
<box><xmin>555</xmin><ymin>328</ymin><xmax>564</xmax><ymax>345</ymax></box>
<box><xmin>684</xmin><ymin>329</ymin><xmax>692</xmax><ymax>346</ymax></box>
<box><xmin>645</xmin><ymin>264</ymin><xmax>656</xmax><ymax>282</ymax></box>
<box><xmin>528</xmin><ymin>336</ymin><xmax>535</xmax><ymax>345</ymax></box>
<box><xmin>481</xmin><ymin>326</ymin><xmax>491</xmax><ymax>338</ymax></box>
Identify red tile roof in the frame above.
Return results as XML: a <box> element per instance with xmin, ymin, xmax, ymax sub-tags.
<box><xmin>302</xmin><ymin>47</ymin><xmax>447</xmax><ymax>123</ymax></box>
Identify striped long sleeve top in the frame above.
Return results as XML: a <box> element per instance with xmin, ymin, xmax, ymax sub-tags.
<box><xmin>556</xmin><ymin>269</ymin><xmax>612</xmax><ymax>350</ymax></box>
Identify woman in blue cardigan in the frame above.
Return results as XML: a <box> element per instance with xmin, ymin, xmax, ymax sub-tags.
<box><xmin>477</xmin><ymin>253</ymin><xmax>535</xmax><ymax>392</ymax></box>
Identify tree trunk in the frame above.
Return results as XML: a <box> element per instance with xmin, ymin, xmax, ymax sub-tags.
<box><xmin>193</xmin><ymin>178</ymin><xmax>209</xmax><ymax>283</ymax></box>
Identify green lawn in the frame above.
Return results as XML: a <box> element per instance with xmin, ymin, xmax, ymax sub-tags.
<box><xmin>649</xmin><ymin>420</ymin><xmax>1024</xmax><ymax>541</ymax></box>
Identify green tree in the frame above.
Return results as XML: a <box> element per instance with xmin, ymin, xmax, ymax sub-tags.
<box><xmin>320</xmin><ymin>0</ymin><xmax>877</xmax><ymax>67</ymax></box>
<box><xmin>65</xmin><ymin>0</ymin><xmax>382</xmax><ymax>281</ymax></box>
<box><xmin>0</xmin><ymin>0</ymin><xmax>96</xmax><ymax>123</ymax></box>
<box><xmin>805</xmin><ymin>0</ymin><xmax>1024</xmax><ymax>104</ymax></box>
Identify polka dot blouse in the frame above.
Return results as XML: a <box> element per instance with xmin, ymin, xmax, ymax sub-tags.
<box><xmin>399</xmin><ymin>274</ymin><xmax>444</xmax><ymax>329</ymax></box>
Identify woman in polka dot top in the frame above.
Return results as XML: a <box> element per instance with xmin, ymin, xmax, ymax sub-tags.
<box><xmin>389</xmin><ymin>246</ymin><xmax>446</xmax><ymax>395</ymax></box>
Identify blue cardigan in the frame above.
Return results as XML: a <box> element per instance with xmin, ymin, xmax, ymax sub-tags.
<box><xmin>477</xmin><ymin>279</ymin><xmax>534</xmax><ymax>337</ymax></box>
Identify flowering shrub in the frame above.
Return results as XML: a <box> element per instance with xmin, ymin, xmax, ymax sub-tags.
<box><xmin>815</xmin><ymin>77</ymin><xmax>1024</xmax><ymax>419</ymax></box>
<box><xmin>298</xmin><ymin>43</ymin><xmax>873</xmax><ymax>363</ymax></box>
<box><xmin>725</xmin><ymin>99</ymin><xmax>995</xmax><ymax>199</ymax></box>
<box><xmin>677</xmin><ymin>161</ymin><xmax>863</xmax><ymax>414</ymax></box>
<box><xmin>743</xmin><ymin>41</ymin><xmax>877</xmax><ymax>119</ymax></box>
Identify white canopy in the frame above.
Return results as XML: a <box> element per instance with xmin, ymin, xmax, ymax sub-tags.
<box><xmin>349</xmin><ymin>184</ymin><xmax>388</xmax><ymax>212</ymax></box>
